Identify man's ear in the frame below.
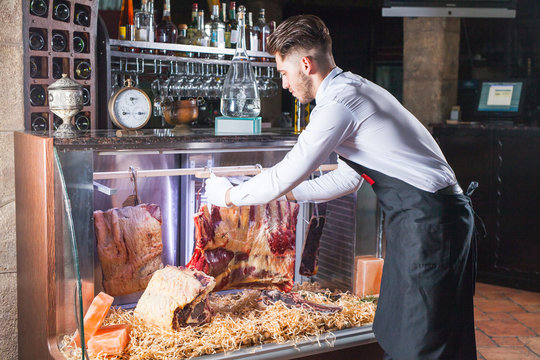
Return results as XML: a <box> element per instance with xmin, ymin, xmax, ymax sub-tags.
<box><xmin>300</xmin><ymin>56</ymin><xmax>316</xmax><ymax>75</ymax></box>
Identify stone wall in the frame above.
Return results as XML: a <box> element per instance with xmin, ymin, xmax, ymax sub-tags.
<box><xmin>403</xmin><ymin>17</ymin><xmax>460</xmax><ymax>127</ymax></box>
<box><xmin>0</xmin><ymin>0</ymin><xmax>23</xmax><ymax>358</ymax></box>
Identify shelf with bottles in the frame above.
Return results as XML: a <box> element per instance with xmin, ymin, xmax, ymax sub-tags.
<box><xmin>109</xmin><ymin>39</ymin><xmax>276</xmax><ymax>67</ymax></box>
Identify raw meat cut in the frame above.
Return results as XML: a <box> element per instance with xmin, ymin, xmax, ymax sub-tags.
<box><xmin>134</xmin><ymin>266</ymin><xmax>216</xmax><ymax>330</ymax></box>
<box><xmin>257</xmin><ymin>289</ymin><xmax>342</xmax><ymax>313</ymax></box>
<box><xmin>299</xmin><ymin>203</ymin><xmax>327</xmax><ymax>276</ymax></box>
<box><xmin>73</xmin><ymin>291</ymin><xmax>114</xmax><ymax>347</ymax></box>
<box><xmin>93</xmin><ymin>204</ymin><xmax>163</xmax><ymax>296</ymax></box>
<box><xmin>87</xmin><ymin>324</ymin><xmax>131</xmax><ymax>356</ymax></box>
<box><xmin>188</xmin><ymin>201</ymin><xmax>299</xmax><ymax>292</ymax></box>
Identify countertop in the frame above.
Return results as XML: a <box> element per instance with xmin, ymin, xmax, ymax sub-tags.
<box><xmin>24</xmin><ymin>128</ymin><xmax>300</xmax><ymax>151</ymax></box>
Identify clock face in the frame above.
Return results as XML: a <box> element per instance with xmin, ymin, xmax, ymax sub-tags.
<box><xmin>112</xmin><ymin>88</ymin><xmax>151</xmax><ymax>129</ymax></box>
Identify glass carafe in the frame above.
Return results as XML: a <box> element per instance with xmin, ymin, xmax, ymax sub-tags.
<box><xmin>220</xmin><ymin>5</ymin><xmax>260</xmax><ymax>118</ymax></box>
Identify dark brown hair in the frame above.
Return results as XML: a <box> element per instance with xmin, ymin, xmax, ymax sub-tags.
<box><xmin>267</xmin><ymin>15</ymin><xmax>332</xmax><ymax>59</ymax></box>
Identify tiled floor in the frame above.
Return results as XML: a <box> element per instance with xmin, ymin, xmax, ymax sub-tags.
<box><xmin>474</xmin><ymin>282</ymin><xmax>540</xmax><ymax>359</ymax></box>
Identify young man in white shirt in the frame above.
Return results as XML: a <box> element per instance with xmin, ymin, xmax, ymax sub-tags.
<box><xmin>206</xmin><ymin>15</ymin><xmax>477</xmax><ymax>360</ymax></box>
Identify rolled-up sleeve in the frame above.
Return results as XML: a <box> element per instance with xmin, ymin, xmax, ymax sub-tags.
<box><xmin>229</xmin><ymin>101</ymin><xmax>358</xmax><ymax>206</ymax></box>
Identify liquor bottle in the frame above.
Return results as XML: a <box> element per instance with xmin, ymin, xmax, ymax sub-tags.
<box><xmin>192</xmin><ymin>10</ymin><xmax>209</xmax><ymax>47</ymax></box>
<box><xmin>210</xmin><ymin>5</ymin><xmax>225</xmax><ymax>49</ymax></box>
<box><xmin>52</xmin><ymin>0</ymin><xmax>70</xmax><ymax>22</ymax></box>
<box><xmin>134</xmin><ymin>0</ymin><xmax>151</xmax><ymax>41</ymax></box>
<box><xmin>118</xmin><ymin>0</ymin><xmax>135</xmax><ymax>42</ymax></box>
<box><xmin>221</xmin><ymin>3</ymin><xmax>230</xmax><ymax>48</ymax></box>
<box><xmin>220</xmin><ymin>5</ymin><xmax>260</xmax><ymax>118</ymax></box>
<box><xmin>255</xmin><ymin>9</ymin><xmax>270</xmax><ymax>54</ymax></box>
<box><xmin>29</xmin><ymin>30</ymin><xmax>45</xmax><ymax>50</ymax></box>
<box><xmin>177</xmin><ymin>24</ymin><xmax>188</xmax><ymax>44</ymax></box>
<box><xmin>75</xmin><ymin>60</ymin><xmax>91</xmax><ymax>79</ymax></box>
<box><xmin>30</xmin><ymin>0</ymin><xmax>48</xmax><ymax>17</ymax></box>
<box><xmin>31</xmin><ymin>113</ymin><xmax>48</xmax><ymax>131</ymax></box>
<box><xmin>30</xmin><ymin>85</ymin><xmax>46</xmax><ymax>106</ymax></box>
<box><xmin>29</xmin><ymin>57</ymin><xmax>41</xmax><ymax>78</ymax></box>
<box><xmin>82</xmin><ymin>87</ymin><xmax>90</xmax><ymax>106</ymax></box>
<box><xmin>51</xmin><ymin>31</ymin><xmax>67</xmax><ymax>52</ymax></box>
<box><xmin>155</xmin><ymin>0</ymin><xmax>177</xmax><ymax>54</ymax></box>
<box><xmin>73</xmin><ymin>34</ymin><xmax>86</xmax><ymax>53</ymax></box>
<box><xmin>186</xmin><ymin>3</ymin><xmax>198</xmax><ymax>41</ymax></box>
<box><xmin>246</xmin><ymin>12</ymin><xmax>258</xmax><ymax>52</ymax></box>
<box><xmin>75</xmin><ymin>113</ymin><xmax>90</xmax><ymax>131</ymax></box>
<box><xmin>227</xmin><ymin>1</ymin><xmax>238</xmax><ymax>48</ymax></box>
<box><xmin>52</xmin><ymin>58</ymin><xmax>62</xmax><ymax>79</ymax></box>
<box><xmin>74</xmin><ymin>7</ymin><xmax>90</xmax><ymax>27</ymax></box>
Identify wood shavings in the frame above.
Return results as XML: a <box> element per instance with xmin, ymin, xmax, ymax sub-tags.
<box><xmin>60</xmin><ymin>285</ymin><xmax>377</xmax><ymax>359</ymax></box>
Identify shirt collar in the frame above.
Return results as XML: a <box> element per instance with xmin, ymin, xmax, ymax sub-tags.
<box><xmin>315</xmin><ymin>66</ymin><xmax>343</xmax><ymax>104</ymax></box>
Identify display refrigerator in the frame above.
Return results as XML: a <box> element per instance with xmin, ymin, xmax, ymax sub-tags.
<box><xmin>14</xmin><ymin>129</ymin><xmax>382</xmax><ymax>359</ymax></box>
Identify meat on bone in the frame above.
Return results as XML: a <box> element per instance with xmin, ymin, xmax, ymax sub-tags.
<box><xmin>188</xmin><ymin>201</ymin><xmax>299</xmax><ymax>292</ymax></box>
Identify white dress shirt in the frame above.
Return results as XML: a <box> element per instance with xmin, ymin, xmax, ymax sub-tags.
<box><xmin>229</xmin><ymin>67</ymin><xmax>457</xmax><ymax>206</ymax></box>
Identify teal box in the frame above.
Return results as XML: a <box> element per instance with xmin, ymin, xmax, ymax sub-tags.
<box><xmin>215</xmin><ymin>116</ymin><xmax>262</xmax><ymax>135</ymax></box>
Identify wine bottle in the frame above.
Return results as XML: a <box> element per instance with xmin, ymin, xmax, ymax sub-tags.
<box><xmin>30</xmin><ymin>57</ymin><xmax>41</xmax><ymax>78</ymax></box>
<box><xmin>73</xmin><ymin>34</ymin><xmax>86</xmax><ymax>53</ymax></box>
<box><xmin>30</xmin><ymin>0</ymin><xmax>48</xmax><ymax>17</ymax></box>
<box><xmin>186</xmin><ymin>3</ymin><xmax>198</xmax><ymax>41</ymax></box>
<box><xmin>82</xmin><ymin>87</ymin><xmax>90</xmax><ymax>106</ymax></box>
<box><xmin>29</xmin><ymin>30</ymin><xmax>45</xmax><ymax>50</ymax></box>
<box><xmin>247</xmin><ymin>12</ymin><xmax>257</xmax><ymax>52</ymax></box>
<box><xmin>210</xmin><ymin>4</ymin><xmax>225</xmax><ymax>49</ymax></box>
<box><xmin>75</xmin><ymin>113</ymin><xmax>90</xmax><ymax>131</ymax></box>
<box><xmin>52</xmin><ymin>58</ymin><xmax>63</xmax><ymax>79</ymax></box>
<box><xmin>192</xmin><ymin>10</ymin><xmax>209</xmax><ymax>48</ymax></box>
<box><xmin>75</xmin><ymin>60</ymin><xmax>91</xmax><ymax>79</ymax></box>
<box><xmin>51</xmin><ymin>31</ymin><xmax>67</xmax><ymax>52</ymax></box>
<box><xmin>118</xmin><ymin>0</ymin><xmax>135</xmax><ymax>42</ymax></box>
<box><xmin>30</xmin><ymin>85</ymin><xmax>46</xmax><ymax>106</ymax></box>
<box><xmin>255</xmin><ymin>9</ymin><xmax>270</xmax><ymax>54</ymax></box>
<box><xmin>74</xmin><ymin>6</ymin><xmax>90</xmax><ymax>27</ymax></box>
<box><xmin>31</xmin><ymin>114</ymin><xmax>48</xmax><ymax>131</ymax></box>
<box><xmin>155</xmin><ymin>0</ymin><xmax>177</xmax><ymax>54</ymax></box>
<box><xmin>135</xmin><ymin>0</ymin><xmax>151</xmax><ymax>41</ymax></box>
<box><xmin>227</xmin><ymin>1</ymin><xmax>238</xmax><ymax>48</ymax></box>
<box><xmin>52</xmin><ymin>0</ymin><xmax>70</xmax><ymax>22</ymax></box>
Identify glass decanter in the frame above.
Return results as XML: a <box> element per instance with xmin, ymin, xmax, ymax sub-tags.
<box><xmin>220</xmin><ymin>5</ymin><xmax>260</xmax><ymax>118</ymax></box>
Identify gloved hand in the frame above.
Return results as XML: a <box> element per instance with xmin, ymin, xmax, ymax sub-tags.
<box><xmin>205</xmin><ymin>174</ymin><xmax>233</xmax><ymax>207</ymax></box>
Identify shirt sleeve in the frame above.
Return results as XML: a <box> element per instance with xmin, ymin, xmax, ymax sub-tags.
<box><xmin>291</xmin><ymin>157</ymin><xmax>363</xmax><ymax>203</ymax></box>
<box><xmin>229</xmin><ymin>101</ymin><xmax>356</xmax><ymax>206</ymax></box>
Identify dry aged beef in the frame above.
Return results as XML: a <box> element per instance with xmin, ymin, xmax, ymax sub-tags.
<box><xmin>93</xmin><ymin>204</ymin><xmax>163</xmax><ymax>296</ymax></box>
<box><xmin>299</xmin><ymin>203</ymin><xmax>327</xmax><ymax>276</ymax></box>
<box><xmin>257</xmin><ymin>289</ymin><xmax>342</xmax><ymax>313</ymax></box>
<box><xmin>188</xmin><ymin>201</ymin><xmax>299</xmax><ymax>292</ymax></box>
<box><xmin>134</xmin><ymin>266</ymin><xmax>216</xmax><ymax>330</ymax></box>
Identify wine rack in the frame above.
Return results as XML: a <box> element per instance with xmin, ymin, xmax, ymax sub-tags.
<box><xmin>23</xmin><ymin>0</ymin><xmax>98</xmax><ymax>132</ymax></box>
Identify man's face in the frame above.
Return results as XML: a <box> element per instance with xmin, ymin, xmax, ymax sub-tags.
<box><xmin>276</xmin><ymin>53</ymin><xmax>314</xmax><ymax>104</ymax></box>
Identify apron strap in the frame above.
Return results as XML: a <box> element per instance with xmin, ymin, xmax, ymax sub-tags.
<box><xmin>465</xmin><ymin>181</ymin><xmax>486</xmax><ymax>296</ymax></box>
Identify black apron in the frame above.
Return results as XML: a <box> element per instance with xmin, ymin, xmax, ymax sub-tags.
<box><xmin>341</xmin><ymin>157</ymin><xmax>477</xmax><ymax>360</ymax></box>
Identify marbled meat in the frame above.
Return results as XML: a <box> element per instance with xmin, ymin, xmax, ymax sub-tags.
<box><xmin>187</xmin><ymin>201</ymin><xmax>299</xmax><ymax>292</ymax></box>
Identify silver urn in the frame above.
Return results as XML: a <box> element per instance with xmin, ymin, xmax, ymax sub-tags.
<box><xmin>48</xmin><ymin>74</ymin><xmax>83</xmax><ymax>137</ymax></box>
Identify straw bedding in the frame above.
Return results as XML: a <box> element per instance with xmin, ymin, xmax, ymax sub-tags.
<box><xmin>60</xmin><ymin>283</ymin><xmax>377</xmax><ymax>359</ymax></box>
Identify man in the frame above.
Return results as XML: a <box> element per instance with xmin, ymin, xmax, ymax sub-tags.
<box><xmin>206</xmin><ymin>15</ymin><xmax>477</xmax><ymax>360</ymax></box>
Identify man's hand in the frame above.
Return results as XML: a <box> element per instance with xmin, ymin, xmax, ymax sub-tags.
<box><xmin>205</xmin><ymin>174</ymin><xmax>233</xmax><ymax>207</ymax></box>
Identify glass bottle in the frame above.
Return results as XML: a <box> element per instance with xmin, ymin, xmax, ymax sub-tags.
<box><xmin>30</xmin><ymin>57</ymin><xmax>41</xmax><ymax>78</ymax></box>
<box><xmin>74</xmin><ymin>6</ymin><xmax>90</xmax><ymax>27</ymax></box>
<box><xmin>210</xmin><ymin>4</ymin><xmax>225</xmax><ymax>49</ymax></box>
<box><xmin>134</xmin><ymin>0</ymin><xmax>151</xmax><ymax>42</ymax></box>
<box><xmin>221</xmin><ymin>3</ymin><xmax>230</xmax><ymax>48</ymax></box>
<box><xmin>31</xmin><ymin>113</ymin><xmax>48</xmax><ymax>131</ymax></box>
<box><xmin>75</xmin><ymin>113</ymin><xmax>90</xmax><ymax>131</ymax></box>
<box><xmin>75</xmin><ymin>60</ymin><xmax>91</xmax><ymax>79</ymax></box>
<box><xmin>52</xmin><ymin>0</ymin><xmax>70</xmax><ymax>22</ymax></box>
<box><xmin>30</xmin><ymin>0</ymin><xmax>48</xmax><ymax>17</ymax></box>
<box><xmin>51</xmin><ymin>31</ymin><xmax>67</xmax><ymax>52</ymax></box>
<box><xmin>73</xmin><ymin>34</ymin><xmax>86</xmax><ymax>53</ymax></box>
<box><xmin>220</xmin><ymin>6</ymin><xmax>260</xmax><ymax>118</ymax></box>
<box><xmin>82</xmin><ymin>87</ymin><xmax>90</xmax><ymax>106</ymax></box>
<box><xmin>186</xmin><ymin>3</ymin><xmax>198</xmax><ymax>42</ymax></box>
<box><xmin>227</xmin><ymin>1</ymin><xmax>238</xmax><ymax>48</ymax></box>
<box><xmin>52</xmin><ymin>58</ymin><xmax>63</xmax><ymax>79</ymax></box>
<box><xmin>255</xmin><ymin>9</ymin><xmax>270</xmax><ymax>54</ymax></box>
<box><xmin>29</xmin><ymin>30</ymin><xmax>45</xmax><ymax>50</ymax></box>
<box><xmin>247</xmin><ymin>12</ymin><xmax>257</xmax><ymax>52</ymax></box>
<box><xmin>118</xmin><ymin>0</ymin><xmax>135</xmax><ymax>42</ymax></box>
<box><xmin>30</xmin><ymin>85</ymin><xmax>46</xmax><ymax>106</ymax></box>
<box><xmin>192</xmin><ymin>10</ymin><xmax>209</xmax><ymax>48</ymax></box>
<box><xmin>156</xmin><ymin>0</ymin><xmax>177</xmax><ymax>54</ymax></box>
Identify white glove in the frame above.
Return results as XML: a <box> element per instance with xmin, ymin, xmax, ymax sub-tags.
<box><xmin>205</xmin><ymin>174</ymin><xmax>233</xmax><ymax>207</ymax></box>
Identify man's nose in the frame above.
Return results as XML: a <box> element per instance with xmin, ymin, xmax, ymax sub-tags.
<box><xmin>281</xmin><ymin>76</ymin><xmax>289</xmax><ymax>89</ymax></box>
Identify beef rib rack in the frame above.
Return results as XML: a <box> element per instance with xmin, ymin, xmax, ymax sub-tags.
<box><xmin>188</xmin><ymin>201</ymin><xmax>299</xmax><ymax>292</ymax></box>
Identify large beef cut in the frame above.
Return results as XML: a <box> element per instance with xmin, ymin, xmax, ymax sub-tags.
<box><xmin>187</xmin><ymin>201</ymin><xmax>299</xmax><ymax>292</ymax></box>
<box><xmin>93</xmin><ymin>203</ymin><xmax>163</xmax><ymax>296</ymax></box>
<box><xmin>134</xmin><ymin>266</ymin><xmax>216</xmax><ymax>330</ymax></box>
<box><xmin>299</xmin><ymin>203</ymin><xmax>327</xmax><ymax>276</ymax></box>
